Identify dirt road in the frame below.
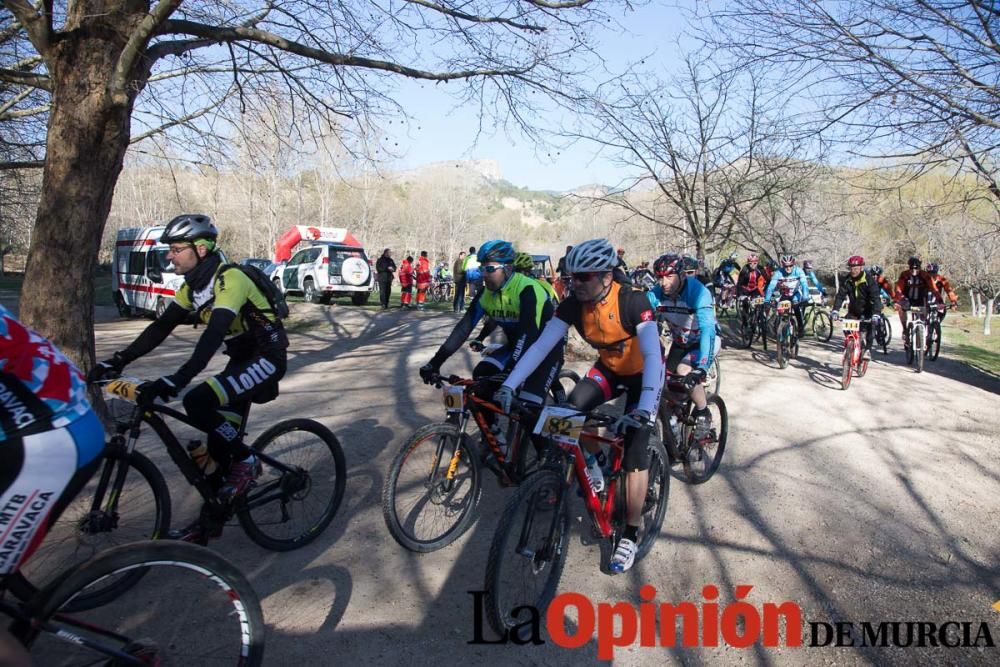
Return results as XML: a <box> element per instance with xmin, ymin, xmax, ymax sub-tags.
<box><xmin>77</xmin><ymin>304</ymin><xmax>1000</xmax><ymax>664</ymax></box>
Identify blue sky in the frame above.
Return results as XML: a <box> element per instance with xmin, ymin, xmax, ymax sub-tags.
<box><xmin>385</xmin><ymin>3</ymin><xmax>697</xmax><ymax>192</ymax></box>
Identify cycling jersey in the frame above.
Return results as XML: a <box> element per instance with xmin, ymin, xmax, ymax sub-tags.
<box><xmin>895</xmin><ymin>270</ymin><xmax>940</xmax><ymax>306</ymax></box>
<box><xmin>804</xmin><ymin>270</ymin><xmax>826</xmax><ymax>296</ymax></box>
<box><xmin>535</xmin><ymin>277</ymin><xmax>559</xmax><ymax>305</ymax></box>
<box><xmin>174</xmin><ymin>266</ymin><xmax>288</xmax><ymax>353</ymax></box>
<box><xmin>765</xmin><ymin>267</ymin><xmax>811</xmax><ymax>303</ymax></box>
<box><xmin>430</xmin><ymin>271</ymin><xmax>552</xmax><ymax>369</ymax></box>
<box><xmin>876</xmin><ymin>275</ymin><xmax>895</xmax><ymax>302</ymax></box>
<box><xmin>648</xmin><ymin>279</ymin><xmax>717</xmax><ymax>370</ymax></box>
<box><xmin>736</xmin><ymin>265</ymin><xmax>766</xmax><ymax>297</ymax></box>
<box><xmin>930</xmin><ymin>274</ymin><xmax>958</xmax><ymax>305</ymax></box>
<box><xmin>0</xmin><ymin>304</ymin><xmax>91</xmax><ymax>438</ymax></box>
<box><xmin>833</xmin><ymin>270</ymin><xmax>879</xmax><ymax>319</ymax></box>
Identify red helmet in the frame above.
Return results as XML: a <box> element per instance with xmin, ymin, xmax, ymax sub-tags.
<box><xmin>747</xmin><ymin>253</ymin><xmax>759</xmax><ymax>263</ymax></box>
<box><xmin>847</xmin><ymin>255</ymin><xmax>865</xmax><ymax>267</ymax></box>
<box><xmin>654</xmin><ymin>253</ymin><xmax>684</xmax><ymax>277</ymax></box>
<box><xmin>617</xmin><ymin>248</ymin><xmax>625</xmax><ymax>255</ymax></box>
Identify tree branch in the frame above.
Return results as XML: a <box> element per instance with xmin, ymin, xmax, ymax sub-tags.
<box><xmin>111</xmin><ymin>0</ymin><xmax>185</xmax><ymax>105</ymax></box>
<box><xmin>0</xmin><ymin>0</ymin><xmax>50</xmax><ymax>55</ymax></box>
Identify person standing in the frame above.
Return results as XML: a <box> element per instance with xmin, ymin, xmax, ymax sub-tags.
<box><xmin>452</xmin><ymin>250</ymin><xmax>467</xmax><ymax>313</ymax></box>
<box><xmin>416</xmin><ymin>251</ymin><xmax>432</xmax><ymax>310</ymax></box>
<box><xmin>464</xmin><ymin>245</ymin><xmax>483</xmax><ymax>297</ymax></box>
<box><xmin>399</xmin><ymin>255</ymin><xmax>415</xmax><ymax>309</ymax></box>
<box><xmin>375</xmin><ymin>248</ymin><xmax>396</xmax><ymax>310</ymax></box>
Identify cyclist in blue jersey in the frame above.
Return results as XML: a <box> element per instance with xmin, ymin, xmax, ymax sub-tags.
<box><xmin>765</xmin><ymin>254</ymin><xmax>811</xmax><ymax>337</ymax></box>
<box><xmin>647</xmin><ymin>254</ymin><xmax>718</xmax><ymax>440</ymax></box>
<box><xmin>802</xmin><ymin>260</ymin><xmax>827</xmax><ymax>299</ymax></box>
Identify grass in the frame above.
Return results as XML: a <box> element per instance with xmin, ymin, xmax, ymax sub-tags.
<box><xmin>0</xmin><ymin>272</ymin><xmax>114</xmax><ymax>306</ymax></box>
<box><xmin>942</xmin><ymin>312</ymin><xmax>1000</xmax><ymax>376</ymax></box>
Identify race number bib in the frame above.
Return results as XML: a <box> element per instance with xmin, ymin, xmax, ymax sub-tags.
<box><xmin>105</xmin><ymin>378</ymin><xmax>140</xmax><ymax>402</ymax></box>
<box><xmin>442</xmin><ymin>385</ymin><xmax>465</xmax><ymax>413</ymax></box>
<box><xmin>534</xmin><ymin>405</ymin><xmax>585</xmax><ymax>445</ymax></box>
<box><xmin>842</xmin><ymin>319</ymin><xmax>860</xmax><ymax>332</ymax></box>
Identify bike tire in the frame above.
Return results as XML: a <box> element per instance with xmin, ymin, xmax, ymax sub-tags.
<box><xmin>7</xmin><ymin>449</ymin><xmax>171</xmax><ymax>612</ymax></box>
<box><xmin>883</xmin><ymin>317</ymin><xmax>893</xmax><ymax>351</ymax></box>
<box><xmin>484</xmin><ymin>469</ymin><xmax>567</xmax><ymax>638</ymax></box>
<box><xmin>381</xmin><ymin>422</ymin><xmax>482</xmax><ymax>552</ymax></box>
<box><xmin>657</xmin><ymin>404</ymin><xmax>683</xmax><ymax>466</ymax></box>
<box><xmin>905</xmin><ymin>324</ymin><xmax>915</xmax><ymax>364</ymax></box>
<box><xmin>682</xmin><ymin>395</ymin><xmax>728</xmax><ymax>484</ymax></box>
<box><xmin>929</xmin><ymin>322</ymin><xmax>942</xmax><ymax>361</ymax></box>
<box><xmin>813</xmin><ymin>311</ymin><xmax>833</xmax><ymax>342</ymax></box>
<box><xmin>776</xmin><ymin>322</ymin><xmax>789</xmax><ymax>369</ymax></box>
<box><xmin>635</xmin><ymin>438</ymin><xmax>669</xmax><ymax>560</ymax></box>
<box><xmin>706</xmin><ymin>357</ymin><xmax>721</xmax><ymax>396</ymax></box>
<box><xmin>739</xmin><ymin>311</ymin><xmax>754</xmax><ymax>348</ymax></box>
<box><xmin>238</xmin><ymin>418</ymin><xmax>346</xmax><ymax>551</ymax></box>
<box><xmin>841</xmin><ymin>339</ymin><xmax>854</xmax><ymax>390</ymax></box>
<box><xmin>916</xmin><ymin>324</ymin><xmax>925</xmax><ymax>372</ymax></box>
<box><xmin>18</xmin><ymin>541</ymin><xmax>265</xmax><ymax>665</ymax></box>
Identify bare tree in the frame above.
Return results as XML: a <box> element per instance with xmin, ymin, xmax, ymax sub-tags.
<box><xmin>704</xmin><ymin>0</ymin><xmax>1000</xmax><ymax>206</ymax></box>
<box><xmin>0</xmin><ymin>0</ymin><xmax>621</xmax><ymax>366</ymax></box>
<box><xmin>568</xmin><ymin>56</ymin><xmax>811</xmax><ymax>260</ymax></box>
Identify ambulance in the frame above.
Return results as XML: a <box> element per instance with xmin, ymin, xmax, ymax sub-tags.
<box><xmin>111</xmin><ymin>226</ymin><xmax>184</xmax><ymax>318</ymax></box>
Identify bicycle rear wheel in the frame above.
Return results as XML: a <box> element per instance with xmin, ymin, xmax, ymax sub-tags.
<box><xmin>7</xmin><ymin>449</ymin><xmax>171</xmax><ymax>611</ymax></box>
<box><xmin>841</xmin><ymin>340</ymin><xmax>855</xmax><ymax>390</ymax></box>
<box><xmin>237</xmin><ymin>418</ymin><xmax>346</xmax><ymax>551</ymax></box>
<box><xmin>484</xmin><ymin>469</ymin><xmax>568</xmax><ymax>638</ymax></box>
<box><xmin>382</xmin><ymin>423</ymin><xmax>482</xmax><ymax>552</ymax></box>
<box><xmin>682</xmin><ymin>396</ymin><xmax>728</xmax><ymax>484</ymax></box>
<box><xmin>813</xmin><ymin>310</ymin><xmax>833</xmax><ymax>342</ymax></box>
<box><xmin>19</xmin><ymin>541</ymin><xmax>265</xmax><ymax>666</ymax></box>
<box><xmin>928</xmin><ymin>322</ymin><xmax>942</xmax><ymax>361</ymax></box>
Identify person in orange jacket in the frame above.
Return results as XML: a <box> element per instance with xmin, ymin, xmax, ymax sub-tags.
<box><xmin>894</xmin><ymin>256</ymin><xmax>942</xmax><ymax>344</ymax></box>
<box><xmin>415</xmin><ymin>250</ymin><xmax>432</xmax><ymax>310</ymax></box>
<box><xmin>399</xmin><ymin>255</ymin><xmax>415</xmax><ymax>308</ymax></box>
<box><xmin>926</xmin><ymin>263</ymin><xmax>959</xmax><ymax>320</ymax></box>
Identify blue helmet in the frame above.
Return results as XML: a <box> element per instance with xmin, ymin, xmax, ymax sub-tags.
<box><xmin>477</xmin><ymin>240</ymin><xmax>515</xmax><ymax>264</ymax></box>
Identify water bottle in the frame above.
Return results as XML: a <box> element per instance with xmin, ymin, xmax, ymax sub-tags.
<box><xmin>669</xmin><ymin>415</ymin><xmax>682</xmax><ymax>443</ymax></box>
<box><xmin>187</xmin><ymin>440</ymin><xmax>217</xmax><ymax>475</ymax></box>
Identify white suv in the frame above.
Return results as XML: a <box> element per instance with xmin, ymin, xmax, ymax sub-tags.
<box><xmin>275</xmin><ymin>242</ymin><xmax>373</xmax><ymax>305</ymax></box>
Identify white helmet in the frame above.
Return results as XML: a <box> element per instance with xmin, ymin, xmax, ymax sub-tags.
<box><xmin>566</xmin><ymin>239</ymin><xmax>617</xmax><ymax>273</ymax></box>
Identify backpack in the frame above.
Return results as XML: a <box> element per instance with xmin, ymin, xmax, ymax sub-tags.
<box><xmin>221</xmin><ymin>264</ymin><xmax>290</xmax><ymax>320</ymax></box>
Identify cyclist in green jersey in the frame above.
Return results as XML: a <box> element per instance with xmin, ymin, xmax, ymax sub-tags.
<box><xmin>419</xmin><ymin>241</ymin><xmax>562</xmax><ymax>413</ymax></box>
<box><xmin>89</xmin><ymin>214</ymin><xmax>289</xmax><ymax>542</ymax></box>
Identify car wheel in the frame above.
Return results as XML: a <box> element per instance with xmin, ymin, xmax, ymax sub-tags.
<box><xmin>351</xmin><ymin>292</ymin><xmax>370</xmax><ymax>306</ymax></box>
<box><xmin>113</xmin><ymin>292</ymin><xmax>131</xmax><ymax>318</ymax></box>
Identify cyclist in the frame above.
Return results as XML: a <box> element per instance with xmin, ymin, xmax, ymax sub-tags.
<box><xmin>494</xmin><ymin>239</ymin><xmax>664</xmax><ymax>573</ymax></box>
<box><xmin>736</xmin><ymin>253</ymin><xmax>766</xmax><ymax>298</ymax></box>
<box><xmin>617</xmin><ymin>247</ymin><xmax>629</xmax><ymax>272</ymax></box>
<box><xmin>712</xmin><ymin>251</ymin><xmax>740</xmax><ymax>303</ymax></box>
<box><xmin>419</xmin><ymin>241</ymin><xmax>561</xmax><ymax>423</ymax></box>
<box><xmin>802</xmin><ymin>260</ymin><xmax>827</xmax><ymax>300</ymax></box>
<box><xmin>0</xmin><ymin>305</ymin><xmax>106</xmax><ymax>666</ymax></box>
<box><xmin>764</xmin><ymin>255</ymin><xmax>811</xmax><ymax>337</ymax></box>
<box><xmin>926</xmin><ymin>263</ymin><xmax>959</xmax><ymax>320</ymax></box>
<box><xmin>830</xmin><ymin>256</ymin><xmax>880</xmax><ymax>358</ymax></box>
<box><xmin>894</xmin><ymin>257</ymin><xmax>942</xmax><ymax>345</ymax></box>
<box><xmin>88</xmin><ymin>214</ymin><xmax>289</xmax><ymax>541</ymax></box>
<box><xmin>513</xmin><ymin>252</ymin><xmax>559</xmax><ymax>305</ymax></box>
<box><xmin>762</xmin><ymin>258</ymin><xmax>778</xmax><ymax>285</ymax></box>
<box><xmin>870</xmin><ymin>265</ymin><xmax>896</xmax><ymax>307</ymax></box>
<box><xmin>649</xmin><ymin>252</ymin><xmax>717</xmax><ymax>435</ymax></box>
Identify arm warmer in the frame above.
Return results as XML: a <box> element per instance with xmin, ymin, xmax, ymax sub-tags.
<box><xmin>764</xmin><ymin>273</ymin><xmax>779</xmax><ymax>301</ymax></box>
<box><xmin>636</xmin><ymin>320</ymin><xmax>665</xmax><ymax>415</ymax></box>
<box><xmin>430</xmin><ymin>293</ymin><xmax>485</xmax><ymax>368</ymax></box>
<box><xmin>172</xmin><ymin>308</ymin><xmax>237</xmax><ymax>387</ymax></box>
<box><xmin>475</xmin><ymin>317</ymin><xmax>498</xmax><ymax>343</ymax></box>
<box><xmin>119</xmin><ymin>301</ymin><xmax>188</xmax><ymax>363</ymax></box>
<box><xmin>502</xmin><ymin>317</ymin><xmax>569</xmax><ymax>391</ymax></box>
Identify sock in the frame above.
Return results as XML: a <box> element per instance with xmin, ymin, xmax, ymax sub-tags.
<box><xmin>623</xmin><ymin>525</ymin><xmax>638</xmax><ymax>542</ymax></box>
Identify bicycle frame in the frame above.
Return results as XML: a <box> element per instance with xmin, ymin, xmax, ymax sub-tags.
<box><xmin>907</xmin><ymin>308</ymin><xmax>927</xmax><ymax>348</ymax></box>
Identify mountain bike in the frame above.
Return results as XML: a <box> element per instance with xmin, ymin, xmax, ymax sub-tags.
<box><xmin>838</xmin><ymin>318</ymin><xmax>870</xmax><ymax>390</ymax></box>
<box><xmin>737</xmin><ymin>295</ymin><xmax>767</xmax><ymax>348</ymax></box>
<box><xmin>658</xmin><ymin>373</ymin><xmax>728</xmax><ymax>483</ymax></box>
<box><xmin>926</xmin><ymin>301</ymin><xmax>949</xmax><ymax>361</ymax></box>
<box><xmin>8</xmin><ymin>378</ymin><xmax>346</xmax><ymax>608</ymax></box>
<box><xmin>431</xmin><ymin>279</ymin><xmax>454</xmax><ymax>303</ymax></box>
<box><xmin>802</xmin><ymin>296</ymin><xmax>833</xmax><ymax>341</ymax></box>
<box><xmin>483</xmin><ymin>406</ymin><xmax>668</xmax><ymax>637</ymax></box>
<box><xmin>904</xmin><ymin>306</ymin><xmax>929</xmax><ymax>372</ymax></box>
<box><xmin>774</xmin><ymin>299</ymin><xmax>800</xmax><ymax>369</ymax></box>
<box><xmin>1</xmin><ymin>540</ymin><xmax>265</xmax><ymax>665</ymax></box>
<box><xmin>715</xmin><ymin>282</ymin><xmax>736</xmax><ymax>317</ymax></box>
<box><xmin>383</xmin><ymin>371</ymin><xmax>567</xmax><ymax>552</ymax></box>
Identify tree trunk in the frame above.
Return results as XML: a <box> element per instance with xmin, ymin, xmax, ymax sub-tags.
<box><xmin>969</xmin><ymin>289</ymin><xmax>980</xmax><ymax>317</ymax></box>
<box><xmin>18</xmin><ymin>26</ymin><xmax>142</xmax><ymax>371</ymax></box>
<box><xmin>986</xmin><ymin>300</ymin><xmax>995</xmax><ymax>336</ymax></box>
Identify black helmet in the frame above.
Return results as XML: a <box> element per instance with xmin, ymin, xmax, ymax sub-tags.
<box><xmin>160</xmin><ymin>214</ymin><xmax>218</xmax><ymax>244</ymax></box>
<box><xmin>908</xmin><ymin>256</ymin><xmax>921</xmax><ymax>270</ymax></box>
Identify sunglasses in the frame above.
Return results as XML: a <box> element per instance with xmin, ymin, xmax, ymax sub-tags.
<box><xmin>482</xmin><ymin>264</ymin><xmax>506</xmax><ymax>274</ymax></box>
<box><xmin>572</xmin><ymin>271</ymin><xmax>605</xmax><ymax>283</ymax></box>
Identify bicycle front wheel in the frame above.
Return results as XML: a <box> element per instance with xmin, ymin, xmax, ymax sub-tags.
<box><xmin>682</xmin><ymin>396</ymin><xmax>728</xmax><ymax>484</ymax></box>
<box><xmin>915</xmin><ymin>324</ymin><xmax>925</xmax><ymax>372</ymax></box>
<box><xmin>382</xmin><ymin>423</ymin><xmax>482</xmax><ymax>552</ymax></box>
<box><xmin>635</xmin><ymin>438</ymin><xmax>669</xmax><ymax>560</ymax></box>
<box><xmin>813</xmin><ymin>310</ymin><xmax>833</xmax><ymax>342</ymax></box>
<box><xmin>776</xmin><ymin>322</ymin><xmax>790</xmax><ymax>369</ymax></box>
<box><xmin>706</xmin><ymin>357</ymin><xmax>721</xmax><ymax>396</ymax></box>
<box><xmin>485</xmin><ymin>469</ymin><xmax>568</xmax><ymax>638</ymax></box>
<box><xmin>19</xmin><ymin>541</ymin><xmax>265</xmax><ymax>666</ymax></box>
<box><xmin>238</xmin><ymin>418</ymin><xmax>346</xmax><ymax>551</ymax></box>
<box><xmin>7</xmin><ymin>449</ymin><xmax>171</xmax><ymax>611</ymax></box>
<box><xmin>928</xmin><ymin>322</ymin><xmax>942</xmax><ymax>361</ymax></box>
<box><xmin>841</xmin><ymin>339</ymin><xmax>855</xmax><ymax>390</ymax></box>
